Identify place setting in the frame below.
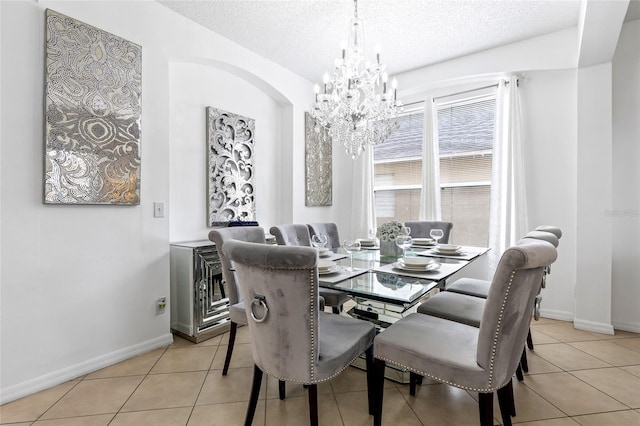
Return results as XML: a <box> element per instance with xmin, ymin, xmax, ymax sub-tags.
<box><xmin>432</xmin><ymin>244</ymin><xmax>465</xmax><ymax>256</ymax></box>
<box><xmin>312</xmin><ymin>234</ymin><xmax>347</xmax><ymax>261</ymax></box>
<box><xmin>317</xmin><ymin>259</ymin><xmax>341</xmax><ymax>275</ymax></box>
<box><xmin>411</xmin><ymin>237</ymin><xmax>436</xmax><ymax>248</ymax></box>
<box><xmin>393</xmin><ymin>256</ymin><xmax>441</xmax><ymax>273</ymax></box>
<box><xmin>317</xmin><ymin>256</ymin><xmax>369</xmax><ymax>284</ymax></box>
<box><xmin>358</xmin><ymin>238</ymin><xmax>378</xmax><ymax>250</ymax></box>
<box><xmin>359</xmin><ymin>228</ymin><xmax>379</xmax><ymax>250</ymax></box>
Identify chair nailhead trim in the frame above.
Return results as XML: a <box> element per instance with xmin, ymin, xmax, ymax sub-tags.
<box><xmin>487</xmin><ymin>269</ymin><xmax>517</xmax><ymax>387</ymax></box>
<box><xmin>309</xmin><ymin>269</ymin><xmax>316</xmax><ymax>382</ymax></box>
<box><xmin>264</xmin><ymin>345</ymin><xmax>372</xmax><ymax>385</ymax></box>
<box><xmin>374</xmin><ymin>356</ymin><xmax>496</xmax><ymax>393</ymax></box>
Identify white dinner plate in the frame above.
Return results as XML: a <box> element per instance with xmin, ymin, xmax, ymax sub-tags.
<box><xmin>318</xmin><ymin>265</ymin><xmax>341</xmax><ymax>275</ymax></box>
<box><xmin>394</xmin><ymin>261</ymin><xmax>440</xmax><ymax>272</ymax></box>
<box><xmin>433</xmin><ymin>248</ymin><xmax>463</xmax><ymax>255</ymax></box>
<box><xmin>318</xmin><ymin>259</ymin><xmax>335</xmax><ymax>269</ymax></box>
<box><xmin>319</xmin><ymin>251</ymin><xmax>332</xmax><ymax>257</ymax></box>
<box><xmin>437</xmin><ymin>244</ymin><xmax>461</xmax><ymax>251</ymax></box>
<box><xmin>412</xmin><ymin>238</ymin><xmax>435</xmax><ymax>245</ymax></box>
<box><xmin>401</xmin><ymin>257</ymin><xmax>433</xmax><ymax>267</ymax></box>
<box><xmin>359</xmin><ymin>238</ymin><xmax>376</xmax><ymax>246</ymax></box>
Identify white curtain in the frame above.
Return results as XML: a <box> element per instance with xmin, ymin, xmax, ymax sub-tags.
<box><xmin>420</xmin><ymin>96</ymin><xmax>442</xmax><ymax>220</ymax></box>
<box><xmin>488</xmin><ymin>76</ymin><xmax>529</xmax><ymax>274</ymax></box>
<box><xmin>351</xmin><ymin>147</ymin><xmax>376</xmax><ymax>239</ymax></box>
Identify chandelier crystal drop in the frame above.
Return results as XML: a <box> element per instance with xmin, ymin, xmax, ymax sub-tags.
<box><xmin>311</xmin><ymin>0</ymin><xmax>403</xmax><ymax>159</ymax></box>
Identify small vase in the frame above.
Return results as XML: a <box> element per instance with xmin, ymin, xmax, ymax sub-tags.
<box><xmin>380</xmin><ymin>240</ymin><xmax>402</xmax><ymax>258</ymax></box>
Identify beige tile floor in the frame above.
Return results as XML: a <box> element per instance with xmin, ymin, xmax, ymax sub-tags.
<box><xmin>2</xmin><ymin>318</ymin><xmax>640</xmax><ymax>426</ymax></box>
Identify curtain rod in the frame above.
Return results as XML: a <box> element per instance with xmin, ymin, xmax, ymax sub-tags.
<box><xmin>402</xmin><ymin>77</ymin><xmax>523</xmax><ymax>108</ymax></box>
<box><xmin>432</xmin><ymin>83</ymin><xmax>499</xmax><ymax>102</ymax></box>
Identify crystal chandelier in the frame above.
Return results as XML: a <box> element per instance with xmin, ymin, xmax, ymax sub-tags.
<box><xmin>311</xmin><ymin>0</ymin><xmax>403</xmax><ymax>159</ymax></box>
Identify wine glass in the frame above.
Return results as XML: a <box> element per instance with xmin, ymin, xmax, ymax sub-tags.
<box><xmin>430</xmin><ymin>229</ymin><xmax>444</xmax><ymax>246</ymax></box>
<box><xmin>342</xmin><ymin>239</ymin><xmax>361</xmax><ymax>272</ymax></box>
<box><xmin>395</xmin><ymin>235</ymin><xmax>413</xmax><ymax>258</ymax></box>
<box><xmin>311</xmin><ymin>234</ymin><xmax>328</xmax><ymax>249</ymax></box>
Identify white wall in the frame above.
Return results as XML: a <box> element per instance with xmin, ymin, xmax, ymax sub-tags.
<box><xmin>169</xmin><ymin>62</ymin><xmax>282</xmax><ymax>242</ymax></box>
<box><xmin>0</xmin><ymin>0</ymin><xmax>317</xmax><ymax>403</ymax></box>
<box><xmin>575</xmin><ymin>63</ymin><xmax>614</xmax><ymax>334</ymax></box>
<box><xmin>519</xmin><ymin>69</ymin><xmax>578</xmax><ymax>322</ymax></box>
<box><xmin>611</xmin><ymin>19</ymin><xmax>640</xmax><ymax>332</ymax></box>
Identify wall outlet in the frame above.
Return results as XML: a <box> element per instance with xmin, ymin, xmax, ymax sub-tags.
<box><xmin>156</xmin><ymin>297</ymin><xmax>167</xmax><ymax>315</ymax></box>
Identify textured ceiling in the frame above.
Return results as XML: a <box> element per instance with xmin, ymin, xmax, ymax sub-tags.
<box><xmin>159</xmin><ymin>0</ymin><xmax>586</xmax><ymax>84</ymax></box>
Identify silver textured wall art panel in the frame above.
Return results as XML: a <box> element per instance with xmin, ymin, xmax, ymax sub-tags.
<box><xmin>207</xmin><ymin>107</ymin><xmax>256</xmax><ymax>226</ymax></box>
<box><xmin>44</xmin><ymin>9</ymin><xmax>142</xmax><ymax>205</ymax></box>
<box><xmin>305</xmin><ymin>112</ymin><xmax>332</xmax><ymax>206</ymax></box>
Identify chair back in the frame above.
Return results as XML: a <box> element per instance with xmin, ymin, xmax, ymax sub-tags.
<box><xmin>535</xmin><ymin>225</ymin><xmax>562</xmax><ymax>239</ymax></box>
<box><xmin>404</xmin><ymin>221</ymin><xmax>453</xmax><ymax>243</ymax></box>
<box><xmin>270</xmin><ymin>224</ymin><xmax>312</xmax><ymax>247</ymax></box>
<box><xmin>208</xmin><ymin>227</ymin><xmax>266</xmax><ymax>306</ymax></box>
<box><xmin>476</xmin><ymin>239</ymin><xmax>557</xmax><ymax>389</ymax></box>
<box><xmin>223</xmin><ymin>240</ymin><xmax>320</xmax><ymax>383</ymax></box>
<box><xmin>307</xmin><ymin>222</ymin><xmax>341</xmax><ymax>249</ymax></box>
<box><xmin>524</xmin><ymin>230</ymin><xmax>559</xmax><ymax>247</ymax></box>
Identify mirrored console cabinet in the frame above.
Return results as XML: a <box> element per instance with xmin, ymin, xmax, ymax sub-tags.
<box><xmin>170</xmin><ymin>240</ymin><xmax>230</xmax><ymax>343</ymax></box>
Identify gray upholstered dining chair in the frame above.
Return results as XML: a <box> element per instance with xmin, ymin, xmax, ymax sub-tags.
<box><xmin>307</xmin><ymin>222</ymin><xmax>342</xmax><ymax>249</ymax></box>
<box><xmin>446</xmin><ymin>227</ymin><xmax>561</xmax><ymax>351</ymax></box>
<box><xmin>404</xmin><ymin>220</ymin><xmax>453</xmax><ymax>243</ymax></box>
<box><xmin>223</xmin><ymin>240</ymin><xmax>376</xmax><ymax>426</ymax></box>
<box><xmin>372</xmin><ymin>239</ymin><xmax>558</xmax><ymax>426</ymax></box>
<box><xmin>270</xmin><ymin>223</ymin><xmax>351</xmax><ymax>314</ymax></box>
<box><xmin>270</xmin><ymin>223</ymin><xmax>312</xmax><ymax>246</ymax></box>
<box><xmin>208</xmin><ymin>227</ymin><xmax>289</xmax><ymax>400</ymax></box>
<box><xmin>417</xmin><ymin>235</ymin><xmax>560</xmax><ymax>384</ymax></box>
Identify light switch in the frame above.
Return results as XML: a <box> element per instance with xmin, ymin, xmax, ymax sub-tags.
<box><xmin>153</xmin><ymin>202</ymin><xmax>165</xmax><ymax>218</ymax></box>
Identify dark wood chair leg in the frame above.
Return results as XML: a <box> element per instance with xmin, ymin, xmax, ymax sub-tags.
<box><xmin>245</xmin><ymin>365</ymin><xmax>263</xmax><ymax>426</ymax></box>
<box><xmin>520</xmin><ymin>347</ymin><xmax>529</xmax><ymax>373</ymax></box>
<box><xmin>365</xmin><ymin>345</ymin><xmax>375</xmax><ymax>415</ymax></box>
<box><xmin>409</xmin><ymin>372</ymin><xmax>420</xmax><ymax>396</ymax></box>
<box><xmin>478</xmin><ymin>392</ymin><xmax>494</xmax><ymax>426</ymax></box>
<box><xmin>507</xmin><ymin>379</ymin><xmax>516</xmax><ymax>416</ymax></box>
<box><xmin>222</xmin><ymin>321</ymin><xmax>237</xmax><ymax>376</ymax></box>
<box><xmin>373</xmin><ymin>358</ymin><xmax>386</xmax><ymax>426</ymax></box>
<box><xmin>497</xmin><ymin>380</ymin><xmax>515</xmax><ymax>424</ymax></box>
<box><xmin>278</xmin><ymin>380</ymin><xmax>286</xmax><ymax>400</ymax></box>
<box><xmin>526</xmin><ymin>328</ymin><xmax>534</xmax><ymax>350</ymax></box>
<box><xmin>307</xmin><ymin>384</ymin><xmax>319</xmax><ymax>426</ymax></box>
<box><xmin>515</xmin><ymin>364</ymin><xmax>524</xmax><ymax>381</ymax></box>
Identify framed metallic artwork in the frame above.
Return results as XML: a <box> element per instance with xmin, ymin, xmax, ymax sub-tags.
<box><xmin>207</xmin><ymin>107</ymin><xmax>256</xmax><ymax>226</ymax></box>
<box><xmin>44</xmin><ymin>9</ymin><xmax>142</xmax><ymax>205</ymax></box>
<box><xmin>305</xmin><ymin>112</ymin><xmax>332</xmax><ymax>206</ymax></box>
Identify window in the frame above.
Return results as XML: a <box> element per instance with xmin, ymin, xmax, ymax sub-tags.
<box><xmin>373</xmin><ymin>93</ymin><xmax>495</xmax><ymax>246</ymax></box>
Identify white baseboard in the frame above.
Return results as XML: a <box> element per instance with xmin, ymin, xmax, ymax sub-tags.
<box><xmin>0</xmin><ymin>333</ymin><xmax>174</xmax><ymax>405</ymax></box>
<box><xmin>574</xmin><ymin>318</ymin><xmax>615</xmax><ymax>335</ymax></box>
<box><xmin>611</xmin><ymin>320</ymin><xmax>640</xmax><ymax>334</ymax></box>
<box><xmin>539</xmin><ymin>308</ymin><xmax>574</xmax><ymax>322</ymax></box>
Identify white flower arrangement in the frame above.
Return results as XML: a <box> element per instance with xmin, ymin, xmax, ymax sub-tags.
<box><xmin>376</xmin><ymin>220</ymin><xmax>410</xmax><ymax>243</ymax></box>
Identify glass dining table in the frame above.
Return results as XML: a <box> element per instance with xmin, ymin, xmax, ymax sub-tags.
<box><xmin>318</xmin><ymin>244</ymin><xmax>490</xmax><ymax>382</ymax></box>
<box><xmin>319</xmin><ymin>244</ymin><xmax>490</xmax><ymax>328</ymax></box>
